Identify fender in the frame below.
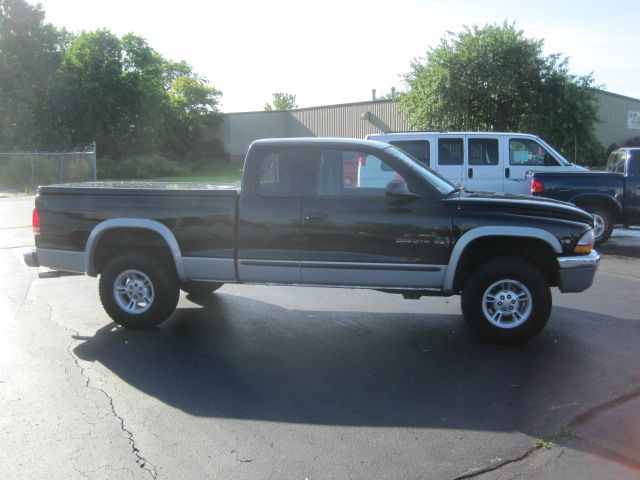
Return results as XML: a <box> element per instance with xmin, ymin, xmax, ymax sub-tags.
<box><xmin>442</xmin><ymin>226</ymin><xmax>563</xmax><ymax>294</ymax></box>
<box><xmin>569</xmin><ymin>193</ymin><xmax>623</xmax><ymax>218</ymax></box>
<box><xmin>84</xmin><ymin>218</ymin><xmax>187</xmax><ymax>281</ymax></box>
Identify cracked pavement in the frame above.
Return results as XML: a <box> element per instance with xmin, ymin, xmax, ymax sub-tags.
<box><xmin>1</xmin><ymin>195</ymin><xmax>639</xmax><ymax>479</ymax></box>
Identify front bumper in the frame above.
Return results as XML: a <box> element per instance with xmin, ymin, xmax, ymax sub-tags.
<box><xmin>557</xmin><ymin>250</ymin><xmax>600</xmax><ymax>293</ymax></box>
<box><xmin>23</xmin><ymin>250</ymin><xmax>40</xmax><ymax>268</ymax></box>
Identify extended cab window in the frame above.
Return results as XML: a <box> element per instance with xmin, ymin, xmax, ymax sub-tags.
<box><xmin>468</xmin><ymin>138</ymin><xmax>499</xmax><ymax>165</ymax></box>
<box><xmin>317</xmin><ymin>149</ymin><xmax>410</xmax><ymax>196</ymax></box>
<box><xmin>607</xmin><ymin>152</ymin><xmax>627</xmax><ymax>174</ymax></box>
<box><xmin>509</xmin><ymin>139</ymin><xmax>559</xmax><ymax>166</ymax></box>
<box><xmin>438</xmin><ymin>138</ymin><xmax>463</xmax><ymax>165</ymax></box>
<box><xmin>389</xmin><ymin>140</ymin><xmax>430</xmax><ymax>166</ymax></box>
<box><xmin>256</xmin><ymin>149</ymin><xmax>303</xmax><ymax>196</ymax></box>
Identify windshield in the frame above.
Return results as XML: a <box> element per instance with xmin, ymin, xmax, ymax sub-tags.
<box><xmin>539</xmin><ymin>138</ymin><xmax>572</xmax><ymax>166</ymax></box>
<box><xmin>384</xmin><ymin>145</ymin><xmax>456</xmax><ymax>195</ymax></box>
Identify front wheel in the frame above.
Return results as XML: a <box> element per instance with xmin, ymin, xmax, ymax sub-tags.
<box><xmin>461</xmin><ymin>258</ymin><xmax>552</xmax><ymax>343</ymax></box>
<box><xmin>99</xmin><ymin>252</ymin><xmax>179</xmax><ymax>329</ymax></box>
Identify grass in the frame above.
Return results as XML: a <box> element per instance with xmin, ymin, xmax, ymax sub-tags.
<box><xmin>534</xmin><ymin>438</ymin><xmax>555</xmax><ymax>450</ymax></box>
<box><xmin>151</xmin><ymin>162</ymin><xmax>243</xmax><ymax>184</ymax></box>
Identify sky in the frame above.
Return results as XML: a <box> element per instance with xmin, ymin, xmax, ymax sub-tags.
<box><xmin>30</xmin><ymin>0</ymin><xmax>640</xmax><ymax>113</ymax></box>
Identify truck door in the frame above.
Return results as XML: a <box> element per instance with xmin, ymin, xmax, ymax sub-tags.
<box><xmin>237</xmin><ymin>146</ymin><xmax>307</xmax><ymax>283</ymax></box>
<box><xmin>300</xmin><ymin>147</ymin><xmax>452</xmax><ymax>288</ymax></box>
<box><xmin>464</xmin><ymin>136</ymin><xmax>503</xmax><ymax>192</ymax></box>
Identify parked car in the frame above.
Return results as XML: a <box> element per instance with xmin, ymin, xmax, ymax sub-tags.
<box><xmin>367</xmin><ymin>132</ymin><xmax>586</xmax><ymax>194</ymax></box>
<box><xmin>23</xmin><ymin>138</ymin><xmax>599</xmax><ymax>343</ymax></box>
<box><xmin>530</xmin><ymin>147</ymin><xmax>640</xmax><ymax>245</ymax></box>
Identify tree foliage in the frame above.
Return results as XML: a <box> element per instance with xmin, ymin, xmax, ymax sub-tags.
<box><xmin>264</xmin><ymin>92</ymin><xmax>298</xmax><ymax>111</ymax></box>
<box><xmin>401</xmin><ymin>22</ymin><xmax>604</xmax><ymax>165</ymax></box>
<box><xmin>0</xmin><ymin>0</ymin><xmax>62</xmax><ymax>146</ymax></box>
<box><xmin>0</xmin><ymin>0</ymin><xmax>224</xmax><ymax>170</ymax></box>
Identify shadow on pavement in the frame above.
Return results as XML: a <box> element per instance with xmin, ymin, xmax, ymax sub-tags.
<box><xmin>72</xmin><ymin>292</ymin><xmax>640</xmax><ymax>453</ymax></box>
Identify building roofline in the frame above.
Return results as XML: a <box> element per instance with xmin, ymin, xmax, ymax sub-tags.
<box><xmin>222</xmin><ymin>89</ymin><xmax>639</xmax><ymax>116</ymax></box>
<box><xmin>593</xmin><ymin>89</ymin><xmax>640</xmax><ymax>103</ymax></box>
<box><xmin>222</xmin><ymin>99</ymin><xmax>396</xmax><ymax>116</ymax></box>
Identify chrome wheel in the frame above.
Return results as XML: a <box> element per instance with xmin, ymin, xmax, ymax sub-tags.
<box><xmin>592</xmin><ymin>212</ymin><xmax>606</xmax><ymax>240</ymax></box>
<box><xmin>113</xmin><ymin>269</ymin><xmax>154</xmax><ymax>314</ymax></box>
<box><xmin>482</xmin><ymin>279</ymin><xmax>532</xmax><ymax>329</ymax></box>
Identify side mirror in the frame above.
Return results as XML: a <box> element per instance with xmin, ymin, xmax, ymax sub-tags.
<box><xmin>385</xmin><ymin>180</ymin><xmax>418</xmax><ymax>198</ymax></box>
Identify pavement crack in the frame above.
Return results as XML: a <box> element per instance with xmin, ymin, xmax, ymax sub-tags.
<box><xmin>562</xmin><ymin>385</ymin><xmax>640</xmax><ymax>432</ymax></box>
<box><xmin>231</xmin><ymin>449</ymin><xmax>254</xmax><ymax>463</ymax></box>
<box><xmin>558</xmin><ymin>385</ymin><xmax>640</xmax><ymax>471</ymax></box>
<box><xmin>453</xmin><ymin>386</ymin><xmax>640</xmax><ymax>479</ymax></box>
<box><xmin>451</xmin><ymin>446</ymin><xmax>540</xmax><ymax>479</ymax></box>
<box><xmin>569</xmin><ymin>434</ymin><xmax>640</xmax><ymax>470</ymax></box>
<box><xmin>54</xmin><ymin>318</ymin><xmax>159</xmax><ymax>479</ymax></box>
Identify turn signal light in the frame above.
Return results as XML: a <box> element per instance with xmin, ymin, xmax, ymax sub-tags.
<box><xmin>573</xmin><ymin>229</ymin><xmax>594</xmax><ymax>254</ymax></box>
<box><xmin>574</xmin><ymin>244</ymin><xmax>592</xmax><ymax>254</ymax></box>
<box><xmin>32</xmin><ymin>208</ymin><xmax>40</xmax><ymax>237</ymax></box>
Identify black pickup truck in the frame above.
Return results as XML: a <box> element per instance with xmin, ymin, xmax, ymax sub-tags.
<box><xmin>530</xmin><ymin>147</ymin><xmax>640</xmax><ymax>245</ymax></box>
<box><xmin>24</xmin><ymin>138</ymin><xmax>600</xmax><ymax>342</ymax></box>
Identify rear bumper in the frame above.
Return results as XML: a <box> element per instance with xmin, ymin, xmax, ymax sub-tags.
<box><xmin>557</xmin><ymin>250</ymin><xmax>600</xmax><ymax>293</ymax></box>
<box><xmin>23</xmin><ymin>250</ymin><xmax>40</xmax><ymax>268</ymax></box>
<box><xmin>23</xmin><ymin>248</ymin><xmax>85</xmax><ymax>273</ymax></box>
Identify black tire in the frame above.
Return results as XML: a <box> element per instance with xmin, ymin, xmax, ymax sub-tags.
<box><xmin>461</xmin><ymin>257</ymin><xmax>552</xmax><ymax>343</ymax></box>
<box><xmin>585</xmin><ymin>206</ymin><xmax>613</xmax><ymax>246</ymax></box>
<box><xmin>99</xmin><ymin>252</ymin><xmax>179</xmax><ymax>329</ymax></box>
<box><xmin>181</xmin><ymin>281</ymin><xmax>224</xmax><ymax>296</ymax></box>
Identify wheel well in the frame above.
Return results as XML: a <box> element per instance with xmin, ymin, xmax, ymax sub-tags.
<box><xmin>92</xmin><ymin>228</ymin><xmax>176</xmax><ymax>275</ymax></box>
<box><xmin>452</xmin><ymin>236</ymin><xmax>558</xmax><ymax>293</ymax></box>
<box><xmin>573</xmin><ymin>199</ymin><xmax>619</xmax><ymax>221</ymax></box>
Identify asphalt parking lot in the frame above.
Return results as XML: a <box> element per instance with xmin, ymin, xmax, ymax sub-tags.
<box><xmin>1</xmin><ymin>194</ymin><xmax>639</xmax><ymax>479</ymax></box>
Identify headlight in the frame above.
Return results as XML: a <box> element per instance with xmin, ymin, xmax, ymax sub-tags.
<box><xmin>574</xmin><ymin>229</ymin><xmax>594</xmax><ymax>254</ymax></box>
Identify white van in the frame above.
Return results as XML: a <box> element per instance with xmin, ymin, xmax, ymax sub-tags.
<box><xmin>366</xmin><ymin>132</ymin><xmax>587</xmax><ymax>194</ymax></box>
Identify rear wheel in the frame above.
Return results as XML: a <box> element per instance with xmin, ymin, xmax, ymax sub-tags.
<box><xmin>99</xmin><ymin>252</ymin><xmax>179</xmax><ymax>329</ymax></box>
<box><xmin>461</xmin><ymin>257</ymin><xmax>551</xmax><ymax>343</ymax></box>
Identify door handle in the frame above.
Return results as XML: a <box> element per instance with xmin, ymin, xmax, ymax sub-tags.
<box><xmin>468</xmin><ymin>167</ymin><xmax>473</xmax><ymax>179</ymax></box>
<box><xmin>304</xmin><ymin>212</ymin><xmax>328</xmax><ymax>223</ymax></box>
<box><xmin>505</xmin><ymin>168</ymin><xmax>510</xmax><ymax>179</ymax></box>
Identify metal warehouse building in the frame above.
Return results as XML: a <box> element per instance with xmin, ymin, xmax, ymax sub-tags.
<box><xmin>220</xmin><ymin>90</ymin><xmax>640</xmax><ymax>161</ymax></box>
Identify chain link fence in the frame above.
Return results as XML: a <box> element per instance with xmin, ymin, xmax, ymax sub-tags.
<box><xmin>0</xmin><ymin>143</ymin><xmax>96</xmax><ymax>191</ymax></box>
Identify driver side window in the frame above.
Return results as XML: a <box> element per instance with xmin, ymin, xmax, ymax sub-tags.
<box><xmin>509</xmin><ymin>139</ymin><xmax>559</xmax><ymax>166</ymax></box>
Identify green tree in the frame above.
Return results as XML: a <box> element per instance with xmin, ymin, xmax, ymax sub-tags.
<box><xmin>264</xmin><ymin>92</ymin><xmax>298</xmax><ymax>111</ymax></box>
<box><xmin>0</xmin><ymin>0</ymin><xmax>63</xmax><ymax>146</ymax></box>
<box><xmin>165</xmin><ymin>72</ymin><xmax>223</xmax><ymax>165</ymax></box>
<box><xmin>401</xmin><ymin>22</ymin><xmax>603</xmax><ymax>165</ymax></box>
<box><xmin>56</xmin><ymin>30</ymin><xmax>131</xmax><ymax>157</ymax></box>
<box><xmin>57</xmin><ymin>30</ymin><xmax>223</xmax><ymax>162</ymax></box>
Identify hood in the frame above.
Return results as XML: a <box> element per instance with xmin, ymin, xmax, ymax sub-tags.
<box><xmin>443</xmin><ymin>190</ymin><xmax>594</xmax><ymax>224</ymax></box>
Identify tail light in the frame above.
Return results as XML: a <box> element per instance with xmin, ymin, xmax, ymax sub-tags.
<box><xmin>531</xmin><ymin>178</ymin><xmax>543</xmax><ymax>194</ymax></box>
<box><xmin>32</xmin><ymin>208</ymin><xmax>40</xmax><ymax>237</ymax></box>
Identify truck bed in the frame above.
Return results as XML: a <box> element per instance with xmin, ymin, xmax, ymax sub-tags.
<box><xmin>35</xmin><ymin>182</ymin><xmax>239</xmax><ymax>260</ymax></box>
